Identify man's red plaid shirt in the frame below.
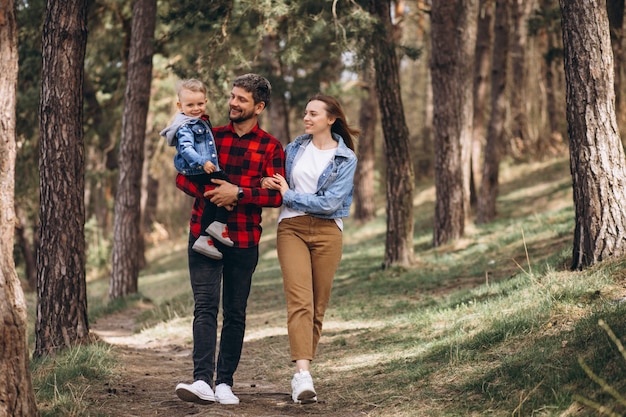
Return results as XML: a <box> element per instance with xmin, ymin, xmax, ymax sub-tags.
<box><xmin>176</xmin><ymin>121</ymin><xmax>285</xmax><ymax>248</ymax></box>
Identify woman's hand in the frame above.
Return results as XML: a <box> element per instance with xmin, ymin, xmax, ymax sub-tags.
<box><xmin>263</xmin><ymin>174</ymin><xmax>289</xmax><ymax>195</ymax></box>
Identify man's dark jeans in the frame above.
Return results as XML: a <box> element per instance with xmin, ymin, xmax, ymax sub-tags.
<box><xmin>187</xmin><ymin>234</ymin><xmax>259</xmax><ymax>387</ymax></box>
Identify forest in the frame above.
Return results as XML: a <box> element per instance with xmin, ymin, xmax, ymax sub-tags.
<box><xmin>3</xmin><ymin>0</ymin><xmax>626</xmax><ymax>416</ymax></box>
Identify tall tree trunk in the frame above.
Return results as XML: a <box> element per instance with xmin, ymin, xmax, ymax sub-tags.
<box><xmin>559</xmin><ymin>0</ymin><xmax>626</xmax><ymax>270</ymax></box>
<box><xmin>431</xmin><ymin>0</ymin><xmax>478</xmax><ymax>245</ymax></box>
<box><xmin>353</xmin><ymin>61</ymin><xmax>377</xmax><ymax>223</ymax></box>
<box><xmin>545</xmin><ymin>29</ymin><xmax>561</xmax><ymax>136</ymax></box>
<box><xmin>369</xmin><ymin>0</ymin><xmax>415</xmax><ymax>267</ymax></box>
<box><xmin>141</xmin><ymin>132</ymin><xmax>159</xmax><ymax>237</ymax></box>
<box><xmin>477</xmin><ymin>0</ymin><xmax>509</xmax><ymax>224</ymax></box>
<box><xmin>110</xmin><ymin>0</ymin><xmax>156</xmax><ymax>299</ymax></box>
<box><xmin>262</xmin><ymin>33</ymin><xmax>290</xmax><ymax>146</ymax></box>
<box><xmin>471</xmin><ymin>0</ymin><xmax>495</xmax><ymax>208</ymax></box>
<box><xmin>0</xmin><ymin>1</ymin><xmax>39</xmax><ymax>414</ymax></box>
<box><xmin>36</xmin><ymin>0</ymin><xmax>90</xmax><ymax>357</ymax></box>
<box><xmin>509</xmin><ymin>0</ymin><xmax>535</xmax><ymax>157</ymax></box>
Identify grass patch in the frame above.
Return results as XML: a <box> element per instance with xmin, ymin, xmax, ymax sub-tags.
<box><xmin>28</xmin><ymin>156</ymin><xmax>626</xmax><ymax>416</ymax></box>
<box><xmin>31</xmin><ymin>343</ymin><xmax>114</xmax><ymax>417</ymax></box>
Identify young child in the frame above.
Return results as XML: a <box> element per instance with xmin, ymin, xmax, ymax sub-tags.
<box><xmin>160</xmin><ymin>79</ymin><xmax>233</xmax><ymax>259</ymax></box>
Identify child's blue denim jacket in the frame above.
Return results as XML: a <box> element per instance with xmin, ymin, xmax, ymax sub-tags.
<box><xmin>160</xmin><ymin>112</ymin><xmax>219</xmax><ymax>175</ymax></box>
<box><xmin>282</xmin><ymin>133</ymin><xmax>357</xmax><ymax>219</ymax></box>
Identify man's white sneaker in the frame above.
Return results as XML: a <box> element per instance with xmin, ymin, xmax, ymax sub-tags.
<box><xmin>215</xmin><ymin>383</ymin><xmax>240</xmax><ymax>405</ymax></box>
<box><xmin>291</xmin><ymin>370</ymin><xmax>317</xmax><ymax>404</ymax></box>
<box><xmin>175</xmin><ymin>380</ymin><xmax>215</xmax><ymax>404</ymax></box>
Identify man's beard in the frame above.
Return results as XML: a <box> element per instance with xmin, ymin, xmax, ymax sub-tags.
<box><xmin>229</xmin><ymin>107</ymin><xmax>254</xmax><ymax>123</ymax></box>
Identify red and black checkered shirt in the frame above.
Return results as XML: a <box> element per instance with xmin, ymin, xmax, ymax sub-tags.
<box><xmin>176</xmin><ymin>121</ymin><xmax>285</xmax><ymax>248</ymax></box>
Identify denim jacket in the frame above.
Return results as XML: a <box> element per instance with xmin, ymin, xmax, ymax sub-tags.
<box><xmin>282</xmin><ymin>133</ymin><xmax>357</xmax><ymax>219</ymax></box>
<box><xmin>160</xmin><ymin>113</ymin><xmax>219</xmax><ymax>175</ymax></box>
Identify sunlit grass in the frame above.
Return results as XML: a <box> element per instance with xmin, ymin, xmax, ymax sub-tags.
<box><xmin>31</xmin><ymin>343</ymin><xmax>113</xmax><ymax>417</ymax></box>
<box><xmin>29</xmin><ymin>156</ymin><xmax>626</xmax><ymax>416</ymax></box>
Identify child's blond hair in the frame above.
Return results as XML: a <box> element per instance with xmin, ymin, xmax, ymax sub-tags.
<box><xmin>176</xmin><ymin>78</ymin><xmax>206</xmax><ymax>98</ymax></box>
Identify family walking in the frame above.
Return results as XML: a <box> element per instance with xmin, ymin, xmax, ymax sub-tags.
<box><xmin>161</xmin><ymin>74</ymin><xmax>359</xmax><ymax>405</ymax></box>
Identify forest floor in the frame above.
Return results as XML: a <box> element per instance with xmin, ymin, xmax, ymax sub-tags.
<box><xmin>90</xmin><ymin>301</ymin><xmax>364</xmax><ymax>417</ymax></box>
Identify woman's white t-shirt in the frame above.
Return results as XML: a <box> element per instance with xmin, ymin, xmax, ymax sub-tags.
<box><xmin>278</xmin><ymin>142</ymin><xmax>343</xmax><ymax>230</ymax></box>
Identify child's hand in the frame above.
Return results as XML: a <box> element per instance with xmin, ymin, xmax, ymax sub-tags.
<box><xmin>203</xmin><ymin>161</ymin><xmax>216</xmax><ymax>174</ymax></box>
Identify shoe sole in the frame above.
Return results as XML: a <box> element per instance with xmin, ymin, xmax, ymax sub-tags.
<box><xmin>295</xmin><ymin>390</ymin><xmax>317</xmax><ymax>404</ymax></box>
<box><xmin>176</xmin><ymin>387</ymin><xmax>215</xmax><ymax>404</ymax></box>
<box><xmin>216</xmin><ymin>397</ymin><xmax>240</xmax><ymax>405</ymax></box>
<box><xmin>191</xmin><ymin>245</ymin><xmax>223</xmax><ymax>260</ymax></box>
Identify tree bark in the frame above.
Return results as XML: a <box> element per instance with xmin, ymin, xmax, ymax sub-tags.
<box><xmin>560</xmin><ymin>0</ymin><xmax>626</xmax><ymax>270</ymax></box>
<box><xmin>477</xmin><ymin>0</ymin><xmax>509</xmax><ymax>224</ymax></box>
<box><xmin>471</xmin><ymin>0</ymin><xmax>495</xmax><ymax>208</ymax></box>
<box><xmin>369</xmin><ymin>0</ymin><xmax>415</xmax><ymax>267</ymax></box>
<box><xmin>0</xmin><ymin>1</ymin><xmax>40</xmax><ymax>414</ymax></box>
<box><xmin>110</xmin><ymin>0</ymin><xmax>156</xmax><ymax>299</ymax></box>
<box><xmin>431</xmin><ymin>0</ymin><xmax>478</xmax><ymax>245</ymax></box>
<box><xmin>353</xmin><ymin>61</ymin><xmax>377</xmax><ymax>223</ymax></box>
<box><xmin>509</xmin><ymin>0</ymin><xmax>535</xmax><ymax>156</ymax></box>
<box><xmin>262</xmin><ymin>33</ymin><xmax>291</xmax><ymax>146</ymax></box>
<box><xmin>36</xmin><ymin>0</ymin><xmax>90</xmax><ymax>357</ymax></box>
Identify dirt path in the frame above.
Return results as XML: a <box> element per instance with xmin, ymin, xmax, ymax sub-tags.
<box><xmin>90</xmin><ymin>307</ymin><xmax>356</xmax><ymax>417</ymax></box>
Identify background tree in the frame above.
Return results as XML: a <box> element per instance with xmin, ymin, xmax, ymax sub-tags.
<box><xmin>369</xmin><ymin>0</ymin><xmax>415</xmax><ymax>267</ymax></box>
<box><xmin>35</xmin><ymin>0</ymin><xmax>90</xmax><ymax>356</ymax></box>
<box><xmin>471</xmin><ymin>0</ymin><xmax>495</xmax><ymax>208</ymax></box>
<box><xmin>477</xmin><ymin>0</ymin><xmax>509</xmax><ymax>223</ymax></box>
<box><xmin>0</xmin><ymin>0</ymin><xmax>39</xmax><ymax>414</ymax></box>
<box><xmin>353</xmin><ymin>61</ymin><xmax>377</xmax><ymax>223</ymax></box>
<box><xmin>110</xmin><ymin>0</ymin><xmax>157</xmax><ymax>299</ymax></box>
<box><xmin>509</xmin><ymin>0</ymin><xmax>535</xmax><ymax>156</ymax></box>
<box><xmin>559</xmin><ymin>0</ymin><xmax>626</xmax><ymax>269</ymax></box>
<box><xmin>431</xmin><ymin>0</ymin><xmax>478</xmax><ymax>245</ymax></box>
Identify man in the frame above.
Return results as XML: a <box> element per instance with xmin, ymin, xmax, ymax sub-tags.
<box><xmin>174</xmin><ymin>74</ymin><xmax>285</xmax><ymax>405</ymax></box>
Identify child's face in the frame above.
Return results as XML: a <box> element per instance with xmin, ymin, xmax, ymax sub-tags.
<box><xmin>177</xmin><ymin>88</ymin><xmax>207</xmax><ymax>118</ymax></box>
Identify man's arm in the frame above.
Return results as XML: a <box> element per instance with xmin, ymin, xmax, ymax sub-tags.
<box><xmin>205</xmin><ymin>141</ymin><xmax>285</xmax><ymax>208</ymax></box>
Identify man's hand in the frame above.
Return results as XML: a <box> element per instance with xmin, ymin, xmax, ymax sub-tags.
<box><xmin>204</xmin><ymin>178</ymin><xmax>239</xmax><ymax>207</ymax></box>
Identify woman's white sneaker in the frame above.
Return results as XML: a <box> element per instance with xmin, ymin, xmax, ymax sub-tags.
<box><xmin>175</xmin><ymin>380</ymin><xmax>215</xmax><ymax>404</ymax></box>
<box><xmin>291</xmin><ymin>370</ymin><xmax>317</xmax><ymax>404</ymax></box>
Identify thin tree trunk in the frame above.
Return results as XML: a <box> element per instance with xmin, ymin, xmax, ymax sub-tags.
<box><xmin>262</xmin><ymin>34</ymin><xmax>290</xmax><ymax>146</ymax></box>
<box><xmin>141</xmin><ymin>134</ymin><xmax>159</xmax><ymax>236</ymax></box>
<box><xmin>560</xmin><ymin>0</ymin><xmax>626</xmax><ymax>270</ymax></box>
<box><xmin>0</xmin><ymin>1</ymin><xmax>39</xmax><ymax>414</ymax></box>
<box><xmin>353</xmin><ymin>61</ymin><xmax>377</xmax><ymax>223</ymax></box>
<box><xmin>545</xmin><ymin>30</ymin><xmax>560</xmax><ymax>136</ymax></box>
<box><xmin>471</xmin><ymin>0</ymin><xmax>495</xmax><ymax>208</ymax></box>
<box><xmin>477</xmin><ymin>0</ymin><xmax>509</xmax><ymax>224</ymax></box>
<box><xmin>36</xmin><ymin>0</ymin><xmax>90</xmax><ymax>357</ymax></box>
<box><xmin>431</xmin><ymin>0</ymin><xmax>478</xmax><ymax>245</ymax></box>
<box><xmin>509</xmin><ymin>0</ymin><xmax>535</xmax><ymax>157</ymax></box>
<box><xmin>110</xmin><ymin>0</ymin><xmax>156</xmax><ymax>299</ymax></box>
<box><xmin>369</xmin><ymin>0</ymin><xmax>415</xmax><ymax>267</ymax></box>
<box><xmin>15</xmin><ymin>206</ymin><xmax>37</xmax><ymax>290</ymax></box>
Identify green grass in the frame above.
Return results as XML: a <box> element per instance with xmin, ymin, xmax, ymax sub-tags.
<box><xmin>30</xmin><ymin>156</ymin><xmax>626</xmax><ymax>416</ymax></box>
<box><xmin>31</xmin><ymin>343</ymin><xmax>113</xmax><ymax>417</ymax></box>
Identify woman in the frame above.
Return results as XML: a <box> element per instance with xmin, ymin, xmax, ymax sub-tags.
<box><xmin>263</xmin><ymin>94</ymin><xmax>359</xmax><ymax>404</ymax></box>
